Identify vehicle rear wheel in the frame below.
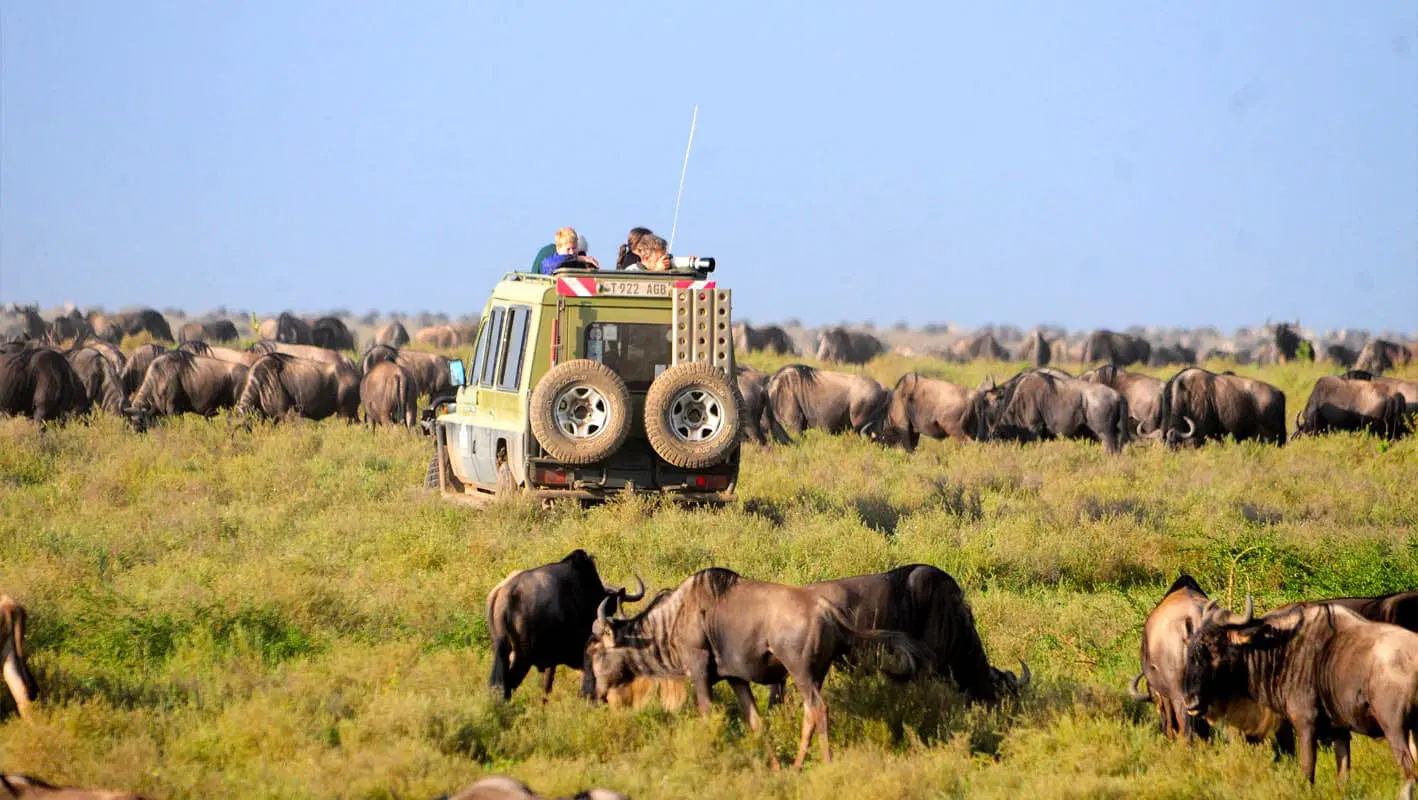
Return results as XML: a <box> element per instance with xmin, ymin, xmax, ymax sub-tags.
<box><xmin>644</xmin><ymin>363</ymin><xmax>742</xmax><ymax>470</ymax></box>
<box><xmin>529</xmin><ymin>359</ymin><xmax>633</xmax><ymax>465</ymax></box>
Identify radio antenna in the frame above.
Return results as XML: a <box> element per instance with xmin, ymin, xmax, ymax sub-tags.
<box><xmin>668</xmin><ymin>104</ymin><xmax>698</xmax><ymax>252</ymax></box>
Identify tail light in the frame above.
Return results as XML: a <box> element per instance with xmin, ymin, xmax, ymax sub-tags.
<box><xmin>533</xmin><ymin>466</ymin><xmax>572</xmax><ymax>487</ymax></box>
<box><xmin>690</xmin><ymin>475</ymin><xmax>730</xmax><ymax>491</ymax></box>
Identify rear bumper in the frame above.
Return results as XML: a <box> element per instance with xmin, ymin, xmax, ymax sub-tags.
<box><xmin>525</xmin><ymin>487</ymin><xmax>735</xmax><ymax>504</ymax></box>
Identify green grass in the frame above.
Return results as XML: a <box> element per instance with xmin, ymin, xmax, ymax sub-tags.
<box><xmin>1</xmin><ymin>356</ymin><xmax>1416</xmax><ymax>799</ymax></box>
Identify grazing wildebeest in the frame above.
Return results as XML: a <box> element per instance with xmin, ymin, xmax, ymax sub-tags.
<box><xmin>1082</xmin><ymin>330</ymin><xmax>1151</xmax><ymax>367</ymax></box>
<box><xmin>359</xmin><ymin>345</ymin><xmax>453</xmax><ymax>398</ymax></box>
<box><xmin>974</xmin><ymin>369</ymin><xmax>1129</xmax><ymax>453</ymax></box>
<box><xmin>1322</xmin><ymin>344</ymin><xmax>1359</xmax><ymax>369</ymax></box>
<box><xmin>0</xmin><ymin>348</ymin><xmax>88</xmax><ymax>422</ymax></box>
<box><xmin>123</xmin><ymin>351</ymin><xmax>250</xmax><ymax>430</ymax></box>
<box><xmin>111</xmin><ymin>309</ymin><xmax>173</xmax><ymax>343</ymax></box>
<box><xmin>250</xmin><ymin>340</ymin><xmax>356</xmax><ymax>370</ymax></box>
<box><xmin>815</xmin><ymin>327</ymin><xmax>884</xmax><ymax>365</ymax></box>
<box><xmin>235</xmin><ymin>352</ymin><xmax>360</xmax><ymax>422</ymax></box>
<box><xmin>178</xmin><ymin>340</ymin><xmax>258</xmax><ymax>366</ymax></box>
<box><xmin>0</xmin><ymin>774</ymin><xmax>152</xmax><ymax>800</ymax></box>
<box><xmin>1341</xmin><ymin>371</ymin><xmax>1418</xmax><ymax>417</ymax></box>
<box><xmin>83</xmin><ymin>312</ymin><xmax>124</xmax><ymax>345</ymax></box>
<box><xmin>872</xmin><ymin>372</ymin><xmax>977</xmax><ymax>450</ymax></box>
<box><xmin>1141</xmin><ymin>367</ymin><xmax>1286</xmax><ymax>448</ymax></box>
<box><xmin>1</xmin><ymin>595</ymin><xmax>38</xmax><ymax>721</ymax></box>
<box><xmin>485</xmin><ymin>550</ymin><xmax>645</xmax><ymax>701</ymax></box>
<box><xmin>309</xmin><ymin>316</ymin><xmax>356</xmax><ymax>351</ymax></box>
<box><xmin>1128</xmin><ymin>576</ymin><xmax>1291</xmax><ymax>748</ymax></box>
<box><xmin>1148</xmin><ymin>344</ymin><xmax>1196</xmax><ymax>367</ymax></box>
<box><xmin>359</xmin><ymin>361</ymin><xmax>418</xmax><ymax>428</ymax></box>
<box><xmin>949</xmin><ymin>332</ymin><xmax>1009</xmax><ymax>362</ymax></box>
<box><xmin>1293</xmin><ymin>374</ymin><xmax>1408</xmax><ymax>440</ymax></box>
<box><xmin>806</xmin><ymin>565</ymin><xmax>1028</xmax><ymax>704</ymax></box>
<box><xmin>441</xmin><ymin>776</ymin><xmax>628</xmax><ymax>800</ymax></box>
<box><xmin>372</xmin><ymin>320</ymin><xmax>410</xmax><ymax>348</ymax></box>
<box><xmin>177</xmin><ymin>319</ymin><xmax>240</xmax><ymax>344</ymax></box>
<box><xmin>766</xmin><ymin>365</ymin><xmax>889</xmax><ymax>437</ymax></box>
<box><xmin>733</xmin><ymin>323</ymin><xmax>797</xmax><ymax>356</ymax></box>
<box><xmin>1017</xmin><ymin>330</ymin><xmax>1051</xmax><ymax>368</ymax></box>
<box><xmin>258</xmin><ymin>312</ymin><xmax>313</xmax><ymax>345</ymax></box>
<box><xmin>734</xmin><ymin>366</ymin><xmax>790</xmax><ymax>444</ymax></box>
<box><xmin>415</xmin><ymin>324</ymin><xmax>461</xmax><ymax>349</ymax></box>
<box><xmin>119</xmin><ymin>344</ymin><xmax>169</xmax><ymax>401</ymax></box>
<box><xmin>1079</xmin><ymin>364</ymin><xmax>1165</xmax><ymax>439</ymax></box>
<box><xmin>0</xmin><ymin>306</ymin><xmax>46</xmax><ymax>343</ymax></box>
<box><xmin>1184</xmin><ymin>601</ymin><xmax>1418</xmax><ymax>794</ymax></box>
<box><xmin>66</xmin><ymin>347</ymin><xmax>126</xmax><ymax>415</ymax></box>
<box><xmin>583</xmin><ymin>567</ymin><xmax>927</xmax><ymax>768</ymax></box>
<box><xmin>46</xmin><ymin>310</ymin><xmax>89</xmax><ymax>344</ymax></box>
<box><xmin>1355</xmin><ymin>339</ymin><xmax>1413</xmax><ymax>375</ymax></box>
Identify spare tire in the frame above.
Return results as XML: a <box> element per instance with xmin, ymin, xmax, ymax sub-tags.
<box><xmin>529</xmin><ymin>359</ymin><xmax>633</xmax><ymax>465</ymax></box>
<box><xmin>644</xmin><ymin>363</ymin><xmax>742</xmax><ymax>470</ymax></box>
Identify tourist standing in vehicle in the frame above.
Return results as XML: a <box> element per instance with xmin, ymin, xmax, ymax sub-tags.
<box><xmin>615</xmin><ymin>227</ymin><xmax>654</xmax><ymax>270</ymax></box>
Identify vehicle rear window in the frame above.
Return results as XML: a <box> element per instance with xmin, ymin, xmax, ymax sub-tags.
<box><xmin>585</xmin><ymin>323</ymin><xmax>672</xmax><ymax>390</ymax></box>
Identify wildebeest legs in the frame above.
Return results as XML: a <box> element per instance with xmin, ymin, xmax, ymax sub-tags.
<box><xmin>540</xmin><ymin>667</ymin><xmax>555</xmax><ymax>700</ymax></box>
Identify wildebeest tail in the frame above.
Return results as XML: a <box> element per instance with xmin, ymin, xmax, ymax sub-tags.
<box><xmin>1386</xmin><ymin>393</ymin><xmax>1409</xmax><ymax>440</ymax></box>
<box><xmin>485</xmin><ymin>571</ymin><xmax>522</xmax><ymax>696</ymax></box>
<box><xmin>761</xmin><ymin>388</ymin><xmax>793</xmax><ymax>444</ymax></box>
<box><xmin>1116</xmin><ymin>395</ymin><xmax>1130</xmax><ymax>447</ymax></box>
<box><xmin>1</xmin><ymin>600</ymin><xmax>38</xmax><ymax>716</ymax></box>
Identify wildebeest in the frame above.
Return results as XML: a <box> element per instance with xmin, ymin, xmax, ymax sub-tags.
<box><xmin>46</xmin><ymin>309</ymin><xmax>89</xmax><ymax>344</ymax></box>
<box><xmin>66</xmin><ymin>347</ymin><xmax>126</xmax><ymax>415</ymax></box>
<box><xmin>177</xmin><ymin>319</ymin><xmax>240</xmax><ymax>344</ymax></box>
<box><xmin>235</xmin><ymin>352</ymin><xmax>360</xmax><ymax>422</ymax></box>
<box><xmin>441</xmin><ymin>776</ymin><xmax>628</xmax><ymax>800</ymax></box>
<box><xmin>258</xmin><ymin>312</ymin><xmax>313</xmax><ymax>345</ymax></box>
<box><xmin>485</xmin><ymin>549</ymin><xmax>645</xmax><ymax>701</ymax></box>
<box><xmin>178</xmin><ymin>340</ymin><xmax>258</xmax><ymax>366</ymax></box>
<box><xmin>1079</xmin><ymin>365</ymin><xmax>1165</xmax><ymax>439</ymax></box>
<box><xmin>1342</xmin><ymin>371</ymin><xmax>1418</xmax><ymax>417</ymax></box>
<box><xmin>974</xmin><ymin>369</ymin><xmax>1129</xmax><ymax>453</ymax></box>
<box><xmin>120</xmin><ymin>344</ymin><xmax>169</xmax><ymax>401</ymax></box>
<box><xmin>1148</xmin><ymin>344</ymin><xmax>1196</xmax><ymax>367</ymax></box>
<box><xmin>0</xmin><ymin>348</ymin><xmax>88</xmax><ymax>422</ymax></box>
<box><xmin>360</xmin><ymin>345</ymin><xmax>453</xmax><ymax>398</ymax></box>
<box><xmin>1184</xmin><ymin>601</ymin><xmax>1418</xmax><ymax>793</ymax></box>
<box><xmin>372</xmin><ymin>320</ymin><xmax>410</xmax><ymax>348</ymax></box>
<box><xmin>124</xmin><ymin>351</ymin><xmax>250</xmax><ymax>430</ymax></box>
<box><xmin>766</xmin><ymin>365</ymin><xmax>889</xmax><ymax>437</ymax></box>
<box><xmin>0</xmin><ymin>774</ymin><xmax>151</xmax><ymax>800</ymax></box>
<box><xmin>806</xmin><ymin>565</ymin><xmax>1027</xmax><ymax>704</ymax></box>
<box><xmin>872</xmin><ymin>372</ymin><xmax>977</xmax><ymax>450</ymax></box>
<box><xmin>0</xmin><ymin>305</ymin><xmax>46</xmax><ymax>343</ymax></box>
<box><xmin>1082</xmin><ymin>330</ymin><xmax>1151</xmax><ymax>367</ymax></box>
<box><xmin>1269</xmin><ymin>592</ymin><xmax>1418</xmax><ymax>634</ymax></box>
<box><xmin>1130</xmin><ymin>581</ymin><xmax>1293</xmax><ymax>748</ymax></box>
<box><xmin>1142</xmin><ymin>367</ymin><xmax>1286</xmax><ymax>447</ymax></box>
<box><xmin>1355</xmin><ymin>339</ymin><xmax>1413</xmax><ymax>374</ymax></box>
<box><xmin>109</xmin><ymin>309</ymin><xmax>173</xmax><ymax>343</ymax></box>
<box><xmin>734</xmin><ymin>366</ymin><xmax>790</xmax><ymax>444</ymax></box>
<box><xmin>815</xmin><ymin>327</ymin><xmax>884</xmax><ymax>365</ymax></box>
<box><xmin>359</xmin><ymin>361</ymin><xmax>418</xmax><ymax>428</ymax></box>
<box><xmin>732</xmin><ymin>323</ymin><xmax>797</xmax><ymax>356</ymax></box>
<box><xmin>1321</xmin><ymin>343</ymin><xmax>1359</xmax><ymax>369</ymax></box>
<box><xmin>1272</xmin><ymin>322</ymin><xmax>1313</xmax><ymax>363</ymax></box>
<box><xmin>1017</xmin><ymin>330</ymin><xmax>1051</xmax><ymax>368</ymax></box>
<box><xmin>949</xmin><ymin>332</ymin><xmax>1009</xmax><ymax>363</ymax></box>
<box><xmin>310</xmin><ymin>316</ymin><xmax>356</xmax><ymax>351</ymax></box>
<box><xmin>415</xmin><ymin>324</ymin><xmax>462</xmax><ymax>349</ymax></box>
<box><xmin>250</xmin><ymin>340</ymin><xmax>356</xmax><ymax>370</ymax></box>
<box><xmin>1293</xmin><ymin>374</ymin><xmax>1408</xmax><ymax>440</ymax></box>
<box><xmin>583</xmin><ymin>567</ymin><xmax>927</xmax><ymax>768</ymax></box>
<box><xmin>1</xmin><ymin>595</ymin><xmax>37</xmax><ymax>721</ymax></box>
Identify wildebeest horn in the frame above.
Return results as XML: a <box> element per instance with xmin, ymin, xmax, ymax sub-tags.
<box><xmin>596</xmin><ymin>596</ymin><xmax>613</xmax><ymax>626</ymax></box>
<box><xmin>1128</xmin><ymin>672</ymin><xmax>1149</xmax><ymax>701</ymax></box>
<box><xmin>620</xmin><ymin>574</ymin><xmax>645</xmax><ymax>603</ymax></box>
<box><xmin>1179</xmin><ymin>416</ymin><xmax>1196</xmax><ymax>439</ymax></box>
<box><xmin>1018</xmin><ymin>659</ymin><xmax>1031</xmax><ymax>690</ymax></box>
<box><xmin>1240</xmin><ymin>595</ymin><xmax>1254</xmax><ymax>624</ymax></box>
<box><xmin>1202</xmin><ymin>598</ymin><xmax>1219</xmax><ymax>617</ymax></box>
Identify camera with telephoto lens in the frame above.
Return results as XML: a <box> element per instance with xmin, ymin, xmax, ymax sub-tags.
<box><xmin>670</xmin><ymin>256</ymin><xmax>715</xmax><ymax>273</ymax></box>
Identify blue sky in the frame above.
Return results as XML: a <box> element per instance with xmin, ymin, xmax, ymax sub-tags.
<box><xmin>2</xmin><ymin>1</ymin><xmax>1415</xmax><ymax>332</ymax></box>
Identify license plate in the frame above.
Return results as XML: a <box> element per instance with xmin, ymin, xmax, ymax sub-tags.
<box><xmin>596</xmin><ymin>279</ymin><xmax>671</xmax><ymax>298</ymax></box>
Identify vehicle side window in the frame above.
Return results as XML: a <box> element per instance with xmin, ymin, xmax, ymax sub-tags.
<box><xmin>496</xmin><ymin>306</ymin><xmax>530</xmax><ymax>391</ymax></box>
<box><xmin>469</xmin><ymin>317</ymin><xmax>491</xmax><ymax>384</ymax></box>
<box><xmin>479</xmin><ymin>307</ymin><xmax>505</xmax><ymax>387</ymax></box>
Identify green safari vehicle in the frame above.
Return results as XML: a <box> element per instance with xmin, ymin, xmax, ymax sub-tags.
<box><xmin>426</xmin><ymin>258</ymin><xmax>742</xmax><ymax>503</ymax></box>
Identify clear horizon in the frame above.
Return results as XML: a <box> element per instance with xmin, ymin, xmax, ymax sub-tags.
<box><xmin>2</xmin><ymin>2</ymin><xmax>1415</xmax><ymax>333</ymax></box>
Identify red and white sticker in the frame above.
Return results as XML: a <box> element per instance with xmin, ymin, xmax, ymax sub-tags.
<box><xmin>556</xmin><ymin>276</ymin><xmax>598</xmax><ymax>297</ymax></box>
<box><xmin>673</xmin><ymin>280</ymin><xmax>716</xmax><ymax>290</ymax></box>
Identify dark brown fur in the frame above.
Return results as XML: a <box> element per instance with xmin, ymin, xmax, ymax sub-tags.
<box><xmin>359</xmin><ymin>362</ymin><xmax>418</xmax><ymax>428</ymax></box>
<box><xmin>236</xmin><ymin>352</ymin><xmax>359</xmax><ymax>421</ymax></box>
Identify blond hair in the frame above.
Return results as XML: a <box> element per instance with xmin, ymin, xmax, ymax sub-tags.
<box><xmin>555</xmin><ymin>227</ymin><xmax>579</xmax><ymax>254</ymax></box>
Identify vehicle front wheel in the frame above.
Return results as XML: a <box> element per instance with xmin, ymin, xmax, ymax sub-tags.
<box><xmin>644</xmin><ymin>363</ymin><xmax>742</xmax><ymax>469</ymax></box>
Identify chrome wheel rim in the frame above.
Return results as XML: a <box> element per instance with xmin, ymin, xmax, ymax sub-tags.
<box><xmin>668</xmin><ymin>387</ymin><xmax>725</xmax><ymax>442</ymax></box>
<box><xmin>554</xmin><ymin>385</ymin><xmax>611</xmax><ymax>438</ymax></box>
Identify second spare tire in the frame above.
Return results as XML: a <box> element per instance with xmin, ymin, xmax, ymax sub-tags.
<box><xmin>644</xmin><ymin>363</ymin><xmax>742</xmax><ymax>470</ymax></box>
<box><xmin>530</xmin><ymin>359</ymin><xmax>633</xmax><ymax>464</ymax></box>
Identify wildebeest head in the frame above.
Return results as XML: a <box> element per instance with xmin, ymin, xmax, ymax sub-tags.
<box><xmin>990</xmin><ymin>660</ymin><xmax>1032</xmax><ymax>699</ymax></box>
<box><xmin>122</xmin><ymin>405</ymin><xmax>158</xmax><ymax>433</ymax></box>
<box><xmin>1180</xmin><ymin>596</ymin><xmax>1274</xmax><ymax>718</ymax></box>
<box><xmin>582</xmin><ymin>588</ymin><xmax>662</xmax><ymax>702</ymax></box>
